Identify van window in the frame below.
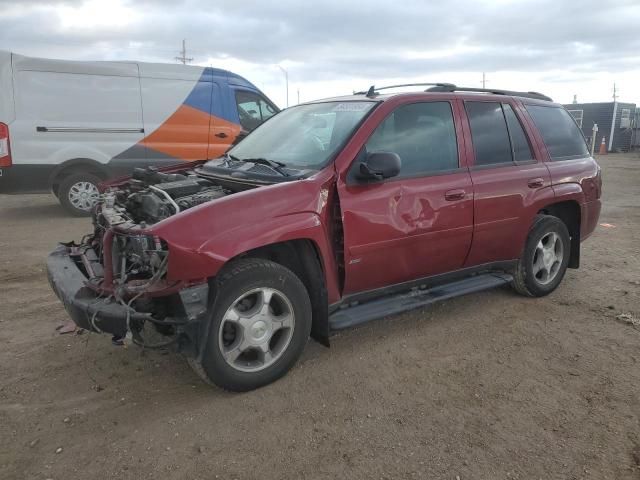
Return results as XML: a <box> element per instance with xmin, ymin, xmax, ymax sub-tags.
<box><xmin>235</xmin><ymin>91</ymin><xmax>277</xmax><ymax>131</ymax></box>
<box><xmin>465</xmin><ymin>102</ymin><xmax>513</xmax><ymax>166</ymax></box>
<box><xmin>503</xmin><ymin>104</ymin><xmax>534</xmax><ymax>163</ymax></box>
<box><xmin>365</xmin><ymin>102</ymin><xmax>459</xmax><ymax>177</ymax></box>
<box><xmin>526</xmin><ymin>105</ymin><xmax>589</xmax><ymax>160</ymax></box>
<box><xmin>260</xmin><ymin>101</ymin><xmax>278</xmax><ymax>122</ymax></box>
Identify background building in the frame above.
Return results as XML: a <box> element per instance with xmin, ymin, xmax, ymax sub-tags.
<box><xmin>564</xmin><ymin>101</ymin><xmax>636</xmax><ymax>152</ymax></box>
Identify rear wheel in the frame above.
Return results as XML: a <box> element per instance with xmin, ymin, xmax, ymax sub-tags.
<box><xmin>58</xmin><ymin>172</ymin><xmax>101</xmax><ymax>216</ymax></box>
<box><xmin>513</xmin><ymin>214</ymin><xmax>571</xmax><ymax>297</ymax></box>
<box><xmin>195</xmin><ymin>258</ymin><xmax>312</xmax><ymax>391</ymax></box>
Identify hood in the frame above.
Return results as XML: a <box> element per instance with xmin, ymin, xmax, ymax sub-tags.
<box><xmin>151</xmin><ymin>167</ymin><xmax>334</xmax><ymax>250</ymax></box>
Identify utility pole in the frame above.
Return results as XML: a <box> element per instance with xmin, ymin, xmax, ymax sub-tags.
<box><xmin>482</xmin><ymin>72</ymin><xmax>487</xmax><ymax>89</ymax></box>
<box><xmin>297</xmin><ymin>89</ymin><xmax>300</xmax><ymax>105</ymax></box>
<box><xmin>175</xmin><ymin>39</ymin><xmax>193</xmax><ymax>65</ymax></box>
<box><xmin>277</xmin><ymin>65</ymin><xmax>289</xmax><ymax>107</ymax></box>
<box><xmin>608</xmin><ymin>83</ymin><xmax>619</xmax><ymax>153</ymax></box>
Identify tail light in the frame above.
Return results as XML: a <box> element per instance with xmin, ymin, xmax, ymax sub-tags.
<box><xmin>0</xmin><ymin>123</ymin><xmax>11</xmax><ymax>168</ymax></box>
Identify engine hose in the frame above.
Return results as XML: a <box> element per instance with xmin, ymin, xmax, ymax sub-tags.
<box><xmin>148</xmin><ymin>185</ymin><xmax>180</xmax><ymax>215</ymax></box>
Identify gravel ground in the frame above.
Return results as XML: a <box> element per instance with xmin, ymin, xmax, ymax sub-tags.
<box><xmin>1</xmin><ymin>153</ymin><xmax>639</xmax><ymax>480</ymax></box>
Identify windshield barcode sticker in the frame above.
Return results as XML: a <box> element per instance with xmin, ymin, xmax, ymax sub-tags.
<box><xmin>332</xmin><ymin>103</ymin><xmax>370</xmax><ymax>112</ymax></box>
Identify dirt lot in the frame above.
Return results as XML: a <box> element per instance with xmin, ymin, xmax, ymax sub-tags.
<box><xmin>1</xmin><ymin>154</ymin><xmax>639</xmax><ymax>480</ymax></box>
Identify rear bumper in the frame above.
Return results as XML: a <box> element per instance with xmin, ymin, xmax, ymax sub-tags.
<box><xmin>46</xmin><ymin>244</ymin><xmax>151</xmax><ymax>337</ymax></box>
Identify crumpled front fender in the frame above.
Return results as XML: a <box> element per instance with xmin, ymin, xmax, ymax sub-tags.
<box><xmin>163</xmin><ymin>212</ymin><xmax>328</xmax><ymax>282</ymax></box>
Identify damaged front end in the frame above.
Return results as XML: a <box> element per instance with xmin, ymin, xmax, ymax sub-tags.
<box><xmin>46</xmin><ymin>165</ymin><xmax>224</xmax><ymax>349</ymax></box>
<box><xmin>46</xmin><ymin>231</ymin><xmax>210</xmax><ymax>349</ymax></box>
<box><xmin>46</xmin><ymin>159</ymin><xmax>313</xmax><ymax>351</ymax></box>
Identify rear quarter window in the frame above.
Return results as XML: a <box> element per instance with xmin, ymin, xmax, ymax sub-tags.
<box><xmin>526</xmin><ymin>105</ymin><xmax>589</xmax><ymax>160</ymax></box>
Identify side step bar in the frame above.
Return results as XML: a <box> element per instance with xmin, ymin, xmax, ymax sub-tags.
<box><xmin>329</xmin><ymin>273</ymin><xmax>513</xmax><ymax>331</ymax></box>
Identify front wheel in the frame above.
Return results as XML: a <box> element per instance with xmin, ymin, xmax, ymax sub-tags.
<box><xmin>58</xmin><ymin>172</ymin><xmax>102</xmax><ymax>217</ymax></box>
<box><xmin>195</xmin><ymin>258</ymin><xmax>312</xmax><ymax>392</ymax></box>
<box><xmin>512</xmin><ymin>214</ymin><xmax>571</xmax><ymax>297</ymax></box>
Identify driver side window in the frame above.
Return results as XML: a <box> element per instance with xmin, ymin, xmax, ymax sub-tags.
<box><xmin>235</xmin><ymin>91</ymin><xmax>278</xmax><ymax>132</ymax></box>
<box><xmin>365</xmin><ymin>101</ymin><xmax>459</xmax><ymax>177</ymax></box>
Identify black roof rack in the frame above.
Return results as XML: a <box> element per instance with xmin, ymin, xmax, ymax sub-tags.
<box><xmin>355</xmin><ymin>83</ymin><xmax>456</xmax><ymax>97</ymax></box>
<box><xmin>356</xmin><ymin>83</ymin><xmax>552</xmax><ymax>102</ymax></box>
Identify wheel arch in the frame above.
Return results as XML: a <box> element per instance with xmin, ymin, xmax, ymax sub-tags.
<box><xmin>224</xmin><ymin>238</ymin><xmax>331</xmax><ymax>346</ymax></box>
<box><xmin>537</xmin><ymin>199</ymin><xmax>582</xmax><ymax>268</ymax></box>
<box><xmin>48</xmin><ymin>158</ymin><xmax>110</xmax><ymax>194</ymax></box>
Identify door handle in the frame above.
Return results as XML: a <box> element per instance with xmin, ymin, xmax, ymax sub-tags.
<box><xmin>527</xmin><ymin>177</ymin><xmax>544</xmax><ymax>188</ymax></box>
<box><xmin>444</xmin><ymin>189</ymin><xmax>466</xmax><ymax>201</ymax></box>
<box><xmin>215</xmin><ymin>132</ymin><xmax>228</xmax><ymax>139</ymax></box>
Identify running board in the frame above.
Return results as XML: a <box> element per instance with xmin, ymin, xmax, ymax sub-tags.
<box><xmin>329</xmin><ymin>273</ymin><xmax>513</xmax><ymax>331</ymax></box>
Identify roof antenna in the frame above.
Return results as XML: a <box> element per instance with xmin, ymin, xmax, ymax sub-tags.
<box><xmin>365</xmin><ymin>85</ymin><xmax>376</xmax><ymax>98</ymax></box>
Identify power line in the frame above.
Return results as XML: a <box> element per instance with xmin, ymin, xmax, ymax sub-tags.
<box><xmin>175</xmin><ymin>39</ymin><xmax>193</xmax><ymax>64</ymax></box>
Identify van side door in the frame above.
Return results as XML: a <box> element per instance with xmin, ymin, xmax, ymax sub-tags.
<box><xmin>139</xmin><ymin>66</ymin><xmax>212</xmax><ymax>164</ymax></box>
<box><xmin>207</xmin><ymin>79</ymin><xmax>242</xmax><ymax>159</ymax></box>
<box><xmin>337</xmin><ymin>100</ymin><xmax>474</xmax><ymax>295</ymax></box>
<box><xmin>460</xmin><ymin>99</ymin><xmax>553</xmax><ymax>266</ymax></box>
<box><xmin>11</xmin><ymin>59</ymin><xmax>144</xmax><ymax>182</ymax></box>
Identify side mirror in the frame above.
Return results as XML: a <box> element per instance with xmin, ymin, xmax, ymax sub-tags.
<box><xmin>356</xmin><ymin>152</ymin><xmax>401</xmax><ymax>180</ymax></box>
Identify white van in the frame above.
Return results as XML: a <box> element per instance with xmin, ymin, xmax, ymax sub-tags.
<box><xmin>0</xmin><ymin>51</ymin><xmax>279</xmax><ymax>215</ymax></box>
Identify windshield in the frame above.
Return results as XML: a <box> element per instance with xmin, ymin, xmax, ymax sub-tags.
<box><xmin>228</xmin><ymin>101</ymin><xmax>377</xmax><ymax>170</ymax></box>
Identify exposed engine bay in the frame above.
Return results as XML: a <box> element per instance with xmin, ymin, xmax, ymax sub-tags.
<box><xmin>99</xmin><ymin>157</ymin><xmax>312</xmax><ymax>228</ymax></box>
<box><xmin>84</xmin><ymin>159</ymin><xmax>312</xmax><ymax>297</ymax></box>
<box><xmin>103</xmin><ymin>166</ymin><xmax>232</xmax><ymax>226</ymax></box>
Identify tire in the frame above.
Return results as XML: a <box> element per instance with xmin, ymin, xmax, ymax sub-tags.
<box><xmin>196</xmin><ymin>258</ymin><xmax>312</xmax><ymax>392</ymax></box>
<box><xmin>512</xmin><ymin>214</ymin><xmax>571</xmax><ymax>297</ymax></box>
<box><xmin>58</xmin><ymin>172</ymin><xmax>102</xmax><ymax>217</ymax></box>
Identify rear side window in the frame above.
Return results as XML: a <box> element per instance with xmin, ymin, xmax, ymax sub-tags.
<box><xmin>465</xmin><ymin>102</ymin><xmax>513</xmax><ymax>166</ymax></box>
<box><xmin>526</xmin><ymin>105</ymin><xmax>589</xmax><ymax>160</ymax></box>
<box><xmin>503</xmin><ymin>104</ymin><xmax>534</xmax><ymax>163</ymax></box>
<box><xmin>365</xmin><ymin>101</ymin><xmax>459</xmax><ymax>177</ymax></box>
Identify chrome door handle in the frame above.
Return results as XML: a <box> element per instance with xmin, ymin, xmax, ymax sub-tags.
<box><xmin>444</xmin><ymin>189</ymin><xmax>466</xmax><ymax>201</ymax></box>
<box><xmin>527</xmin><ymin>177</ymin><xmax>544</xmax><ymax>188</ymax></box>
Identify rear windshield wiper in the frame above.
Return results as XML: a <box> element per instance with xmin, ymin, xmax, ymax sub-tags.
<box><xmin>237</xmin><ymin>157</ymin><xmax>289</xmax><ymax>176</ymax></box>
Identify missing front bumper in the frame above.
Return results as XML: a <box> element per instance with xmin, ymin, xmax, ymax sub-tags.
<box><xmin>46</xmin><ymin>244</ymin><xmax>152</xmax><ymax>337</ymax></box>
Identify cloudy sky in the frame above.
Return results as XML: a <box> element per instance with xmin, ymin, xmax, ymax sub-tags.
<box><xmin>1</xmin><ymin>0</ymin><xmax>639</xmax><ymax>108</ymax></box>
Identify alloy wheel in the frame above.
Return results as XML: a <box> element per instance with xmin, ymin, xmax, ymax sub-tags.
<box><xmin>218</xmin><ymin>287</ymin><xmax>295</xmax><ymax>372</ymax></box>
<box><xmin>532</xmin><ymin>231</ymin><xmax>564</xmax><ymax>285</ymax></box>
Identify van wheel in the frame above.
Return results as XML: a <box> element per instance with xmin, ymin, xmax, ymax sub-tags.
<box><xmin>195</xmin><ymin>258</ymin><xmax>312</xmax><ymax>392</ymax></box>
<box><xmin>58</xmin><ymin>172</ymin><xmax>101</xmax><ymax>216</ymax></box>
<box><xmin>512</xmin><ymin>214</ymin><xmax>571</xmax><ymax>297</ymax></box>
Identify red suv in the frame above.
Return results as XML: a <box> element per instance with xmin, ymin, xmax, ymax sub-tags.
<box><xmin>47</xmin><ymin>83</ymin><xmax>602</xmax><ymax>391</ymax></box>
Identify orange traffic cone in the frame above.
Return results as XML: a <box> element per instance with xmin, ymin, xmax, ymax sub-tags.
<box><xmin>598</xmin><ymin>136</ymin><xmax>607</xmax><ymax>155</ymax></box>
